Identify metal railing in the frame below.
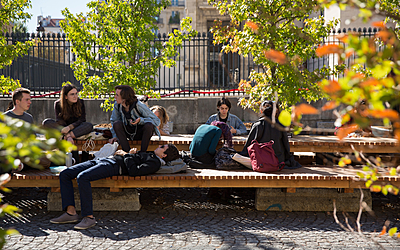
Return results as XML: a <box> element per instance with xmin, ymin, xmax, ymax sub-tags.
<box><xmin>0</xmin><ymin>27</ymin><xmax>379</xmax><ymax>98</ymax></box>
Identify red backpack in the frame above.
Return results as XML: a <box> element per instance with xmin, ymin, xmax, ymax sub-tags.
<box><xmin>247</xmin><ymin>140</ymin><xmax>285</xmax><ymax>172</ymax></box>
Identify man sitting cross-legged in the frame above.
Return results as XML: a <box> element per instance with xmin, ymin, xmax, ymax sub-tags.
<box><xmin>50</xmin><ymin>143</ymin><xmax>180</xmax><ymax>230</ymax></box>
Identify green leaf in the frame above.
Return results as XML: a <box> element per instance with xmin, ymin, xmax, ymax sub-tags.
<box><xmin>278</xmin><ymin>110</ymin><xmax>291</xmax><ymax>127</ymax></box>
<box><xmin>365</xmin><ymin>180</ymin><xmax>373</xmax><ymax>188</ymax></box>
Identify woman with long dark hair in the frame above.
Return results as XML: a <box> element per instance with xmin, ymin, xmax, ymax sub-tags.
<box><xmin>43</xmin><ymin>84</ymin><xmax>93</xmax><ymax>144</ymax></box>
<box><xmin>240</xmin><ymin>100</ymin><xmax>301</xmax><ymax>169</ymax></box>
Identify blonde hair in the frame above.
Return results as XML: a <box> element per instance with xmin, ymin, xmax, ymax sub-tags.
<box><xmin>151</xmin><ymin>105</ymin><xmax>169</xmax><ymax>130</ymax></box>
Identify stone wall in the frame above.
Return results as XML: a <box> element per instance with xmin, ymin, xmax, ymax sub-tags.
<box><xmin>0</xmin><ymin>97</ymin><xmax>336</xmax><ymax>133</ymax></box>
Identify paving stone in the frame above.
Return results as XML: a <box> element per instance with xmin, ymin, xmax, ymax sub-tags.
<box><xmin>3</xmin><ymin>187</ymin><xmax>400</xmax><ymax>249</ymax></box>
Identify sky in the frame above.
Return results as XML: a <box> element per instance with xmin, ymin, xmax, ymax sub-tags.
<box><xmin>26</xmin><ymin>0</ymin><xmax>91</xmax><ymax>33</ymax></box>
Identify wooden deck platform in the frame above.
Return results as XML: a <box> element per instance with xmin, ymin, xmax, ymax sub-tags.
<box><xmin>74</xmin><ymin>134</ymin><xmax>400</xmax><ymax>153</ymax></box>
<box><xmin>6</xmin><ymin>165</ymin><xmax>399</xmax><ymax>190</ymax></box>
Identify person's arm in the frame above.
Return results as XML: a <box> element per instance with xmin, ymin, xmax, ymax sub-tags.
<box><xmin>230</xmin><ymin>115</ymin><xmax>247</xmax><ymax>135</ymax></box>
<box><xmin>70</xmin><ymin>99</ymin><xmax>86</xmax><ymax>129</ymax></box>
<box><xmin>159</xmin><ymin>122</ymin><xmax>170</xmax><ymax>136</ymax></box>
<box><xmin>110</xmin><ymin>102</ymin><xmax>122</xmax><ymax>139</ymax></box>
<box><xmin>208</xmin><ymin>129</ymin><xmax>222</xmax><ymax>155</ymax></box>
<box><xmin>136</xmin><ymin>102</ymin><xmax>160</xmax><ymax>126</ymax></box>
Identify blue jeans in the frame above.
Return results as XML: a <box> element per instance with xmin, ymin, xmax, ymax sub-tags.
<box><xmin>59</xmin><ymin>158</ymin><xmax>120</xmax><ymax>217</ymax></box>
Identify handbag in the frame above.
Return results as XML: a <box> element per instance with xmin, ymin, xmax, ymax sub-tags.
<box><xmin>247</xmin><ymin>140</ymin><xmax>285</xmax><ymax>173</ymax></box>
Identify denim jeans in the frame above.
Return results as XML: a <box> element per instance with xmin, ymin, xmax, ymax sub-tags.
<box><xmin>59</xmin><ymin>158</ymin><xmax>120</xmax><ymax>217</ymax></box>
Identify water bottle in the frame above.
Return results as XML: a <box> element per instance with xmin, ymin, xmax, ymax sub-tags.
<box><xmin>66</xmin><ymin>152</ymin><xmax>73</xmax><ymax>167</ymax></box>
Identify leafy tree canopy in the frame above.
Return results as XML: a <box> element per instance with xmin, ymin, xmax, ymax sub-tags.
<box><xmin>208</xmin><ymin>0</ymin><xmax>338</xmax><ymax>111</ymax></box>
<box><xmin>0</xmin><ymin>0</ymin><xmax>34</xmax><ymax>93</ymax></box>
<box><xmin>61</xmin><ymin>0</ymin><xmax>197</xmax><ymax>111</ymax></box>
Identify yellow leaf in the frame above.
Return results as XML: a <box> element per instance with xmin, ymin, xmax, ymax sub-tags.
<box><xmin>278</xmin><ymin>110</ymin><xmax>291</xmax><ymax>127</ymax></box>
<box><xmin>389</xmin><ymin>227</ymin><xmax>397</xmax><ymax>237</ymax></box>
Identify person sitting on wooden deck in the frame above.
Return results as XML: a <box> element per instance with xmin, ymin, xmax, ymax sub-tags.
<box><xmin>108</xmin><ymin>85</ymin><xmax>161</xmax><ymax>152</ymax></box>
<box><xmin>205</xmin><ymin>97</ymin><xmax>247</xmax><ymax>135</ymax></box>
<box><xmin>240</xmin><ymin>100</ymin><xmax>301</xmax><ymax>169</ymax></box>
<box><xmin>50</xmin><ymin>143</ymin><xmax>180</xmax><ymax>230</ymax></box>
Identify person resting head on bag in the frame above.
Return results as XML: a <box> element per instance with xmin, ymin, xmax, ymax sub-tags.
<box><xmin>239</xmin><ymin>100</ymin><xmax>301</xmax><ymax>169</ymax></box>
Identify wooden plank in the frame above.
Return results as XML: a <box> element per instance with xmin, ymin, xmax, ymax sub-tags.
<box><xmin>51</xmin><ymin>187</ymin><xmax>60</xmax><ymax>192</ymax></box>
<box><xmin>110</xmin><ymin>187</ymin><xmax>122</xmax><ymax>192</ymax></box>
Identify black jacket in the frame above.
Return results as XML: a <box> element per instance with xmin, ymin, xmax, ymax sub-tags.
<box><xmin>113</xmin><ymin>151</ymin><xmax>161</xmax><ymax>176</ymax></box>
<box><xmin>240</xmin><ymin>117</ymin><xmax>301</xmax><ymax>169</ymax></box>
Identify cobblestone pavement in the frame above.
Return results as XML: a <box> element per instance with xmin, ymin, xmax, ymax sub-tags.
<box><xmin>2</xmin><ymin>187</ymin><xmax>400</xmax><ymax>250</ymax></box>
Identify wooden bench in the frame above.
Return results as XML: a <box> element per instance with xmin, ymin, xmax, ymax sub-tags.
<box><xmin>6</xmin><ymin>165</ymin><xmax>400</xmax><ymax>212</ymax></box>
<box><xmin>74</xmin><ymin>134</ymin><xmax>400</xmax><ymax>153</ymax></box>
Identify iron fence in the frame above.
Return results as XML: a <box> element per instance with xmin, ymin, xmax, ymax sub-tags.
<box><xmin>0</xmin><ymin>27</ymin><xmax>379</xmax><ymax>98</ymax></box>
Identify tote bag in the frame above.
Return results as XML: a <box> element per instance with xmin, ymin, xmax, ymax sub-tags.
<box><xmin>247</xmin><ymin>140</ymin><xmax>285</xmax><ymax>173</ymax></box>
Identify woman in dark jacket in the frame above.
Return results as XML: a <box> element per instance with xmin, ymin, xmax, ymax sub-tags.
<box><xmin>43</xmin><ymin>84</ymin><xmax>93</xmax><ymax>144</ymax></box>
<box><xmin>240</xmin><ymin>100</ymin><xmax>301</xmax><ymax>169</ymax></box>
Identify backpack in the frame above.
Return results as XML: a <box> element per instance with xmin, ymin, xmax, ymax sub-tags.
<box><xmin>215</xmin><ymin>147</ymin><xmax>245</xmax><ymax>170</ymax></box>
<box><xmin>247</xmin><ymin>140</ymin><xmax>285</xmax><ymax>173</ymax></box>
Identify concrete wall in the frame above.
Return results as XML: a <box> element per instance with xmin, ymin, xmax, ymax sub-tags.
<box><xmin>1</xmin><ymin>97</ymin><xmax>337</xmax><ymax>133</ymax></box>
<box><xmin>1</xmin><ymin>97</ymin><xmax>260</xmax><ymax>134</ymax></box>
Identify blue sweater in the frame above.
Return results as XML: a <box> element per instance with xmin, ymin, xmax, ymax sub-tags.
<box><xmin>189</xmin><ymin>124</ymin><xmax>222</xmax><ymax>157</ymax></box>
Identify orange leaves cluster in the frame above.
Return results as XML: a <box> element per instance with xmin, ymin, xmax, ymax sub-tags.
<box><xmin>320</xmin><ymin>80</ymin><xmax>342</xmax><ymax>94</ymax></box>
<box><xmin>246</xmin><ymin>21</ymin><xmax>258</xmax><ymax>33</ymax></box>
<box><xmin>366</xmin><ymin>109</ymin><xmax>399</xmax><ymax>121</ymax></box>
<box><xmin>336</xmin><ymin>124</ymin><xmax>359</xmax><ymax>140</ymax></box>
<box><xmin>321</xmin><ymin>101</ymin><xmax>338</xmax><ymax>111</ymax></box>
<box><xmin>293</xmin><ymin>103</ymin><xmax>319</xmax><ymax>117</ymax></box>
<box><xmin>316</xmin><ymin>44</ymin><xmax>343</xmax><ymax>57</ymax></box>
<box><xmin>263</xmin><ymin>50</ymin><xmax>286</xmax><ymax>64</ymax></box>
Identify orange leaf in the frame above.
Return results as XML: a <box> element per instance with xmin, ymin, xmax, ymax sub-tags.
<box><xmin>316</xmin><ymin>44</ymin><xmax>343</xmax><ymax>57</ymax></box>
<box><xmin>321</xmin><ymin>80</ymin><xmax>342</xmax><ymax>93</ymax></box>
<box><xmin>294</xmin><ymin>103</ymin><xmax>319</xmax><ymax>117</ymax></box>
<box><xmin>372</xmin><ymin>21</ymin><xmax>385</xmax><ymax>28</ymax></box>
<box><xmin>360</xmin><ymin>78</ymin><xmax>380</xmax><ymax>88</ymax></box>
<box><xmin>263</xmin><ymin>50</ymin><xmax>286</xmax><ymax>64</ymax></box>
<box><xmin>368</xmin><ymin>109</ymin><xmax>399</xmax><ymax>120</ymax></box>
<box><xmin>321</xmin><ymin>101</ymin><xmax>338</xmax><ymax>111</ymax></box>
<box><xmin>345</xmin><ymin>51</ymin><xmax>354</xmax><ymax>58</ymax></box>
<box><xmin>246</xmin><ymin>21</ymin><xmax>258</xmax><ymax>32</ymax></box>
<box><xmin>352</xmin><ymin>73</ymin><xmax>365</xmax><ymax>79</ymax></box>
<box><xmin>376</xmin><ymin>31</ymin><xmax>391</xmax><ymax>42</ymax></box>
<box><xmin>337</xmin><ymin>124</ymin><xmax>358</xmax><ymax>140</ymax></box>
<box><xmin>379</xmin><ymin>226</ymin><xmax>387</xmax><ymax>236</ymax></box>
<box><xmin>370</xmin><ymin>185</ymin><xmax>382</xmax><ymax>192</ymax></box>
<box><xmin>394</xmin><ymin>129</ymin><xmax>400</xmax><ymax>140</ymax></box>
<box><xmin>336</xmin><ymin>34</ymin><xmax>349</xmax><ymax>43</ymax></box>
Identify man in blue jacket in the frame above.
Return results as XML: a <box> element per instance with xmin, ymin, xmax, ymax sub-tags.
<box><xmin>50</xmin><ymin>143</ymin><xmax>179</xmax><ymax>230</ymax></box>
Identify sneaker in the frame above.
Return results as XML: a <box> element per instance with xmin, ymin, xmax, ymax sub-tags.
<box><xmin>74</xmin><ymin>217</ymin><xmax>97</xmax><ymax>230</ymax></box>
<box><xmin>50</xmin><ymin>212</ymin><xmax>79</xmax><ymax>224</ymax></box>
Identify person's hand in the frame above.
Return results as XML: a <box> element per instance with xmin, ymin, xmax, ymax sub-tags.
<box><xmin>130</xmin><ymin>118</ymin><xmax>140</xmax><ymax>125</ymax></box>
<box><xmin>115</xmin><ymin>149</ymin><xmax>127</xmax><ymax>156</ymax></box>
<box><xmin>109</xmin><ymin>137</ymin><xmax>118</xmax><ymax>144</ymax></box>
<box><xmin>61</xmin><ymin>126</ymin><xmax>70</xmax><ymax>134</ymax></box>
<box><xmin>230</xmin><ymin>126</ymin><xmax>237</xmax><ymax>135</ymax></box>
<box><xmin>129</xmin><ymin>148</ymin><xmax>137</xmax><ymax>154</ymax></box>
